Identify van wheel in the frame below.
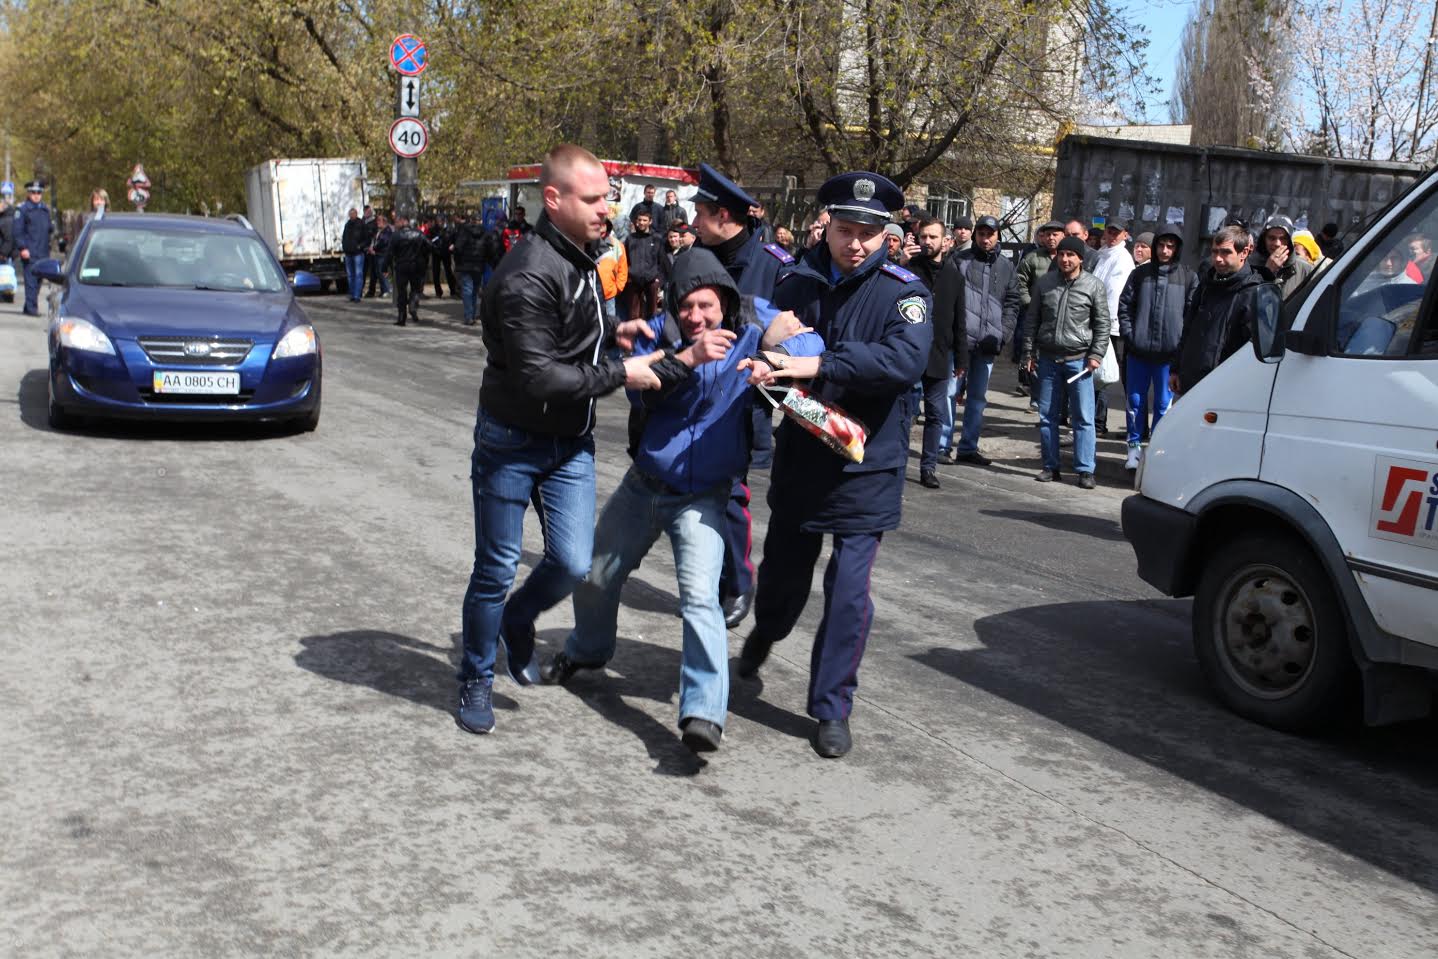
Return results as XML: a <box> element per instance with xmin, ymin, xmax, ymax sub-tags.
<box><xmin>1192</xmin><ymin>534</ymin><xmax>1355</xmax><ymax>732</ymax></box>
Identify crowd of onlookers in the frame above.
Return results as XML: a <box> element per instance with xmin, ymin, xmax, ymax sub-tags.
<box><xmin>345</xmin><ymin>183</ymin><xmax>1436</xmax><ymax>484</ymax></box>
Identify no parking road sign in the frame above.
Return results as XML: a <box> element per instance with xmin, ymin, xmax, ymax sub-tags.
<box><xmin>389</xmin><ymin>117</ymin><xmax>430</xmax><ymax>158</ymax></box>
<box><xmin>390</xmin><ymin>34</ymin><xmax>428</xmax><ymax>76</ymax></box>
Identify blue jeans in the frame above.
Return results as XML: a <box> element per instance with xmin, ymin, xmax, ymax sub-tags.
<box><xmin>1037</xmin><ymin>356</ymin><xmax>1096</xmax><ymax>474</ymax></box>
<box><xmin>344</xmin><ymin>254</ymin><xmax>365</xmax><ymax>300</ymax></box>
<box><xmin>1126</xmin><ymin>355</ymin><xmax>1172</xmax><ymax>445</ymax></box>
<box><xmin>956</xmin><ymin>355</ymin><xmax>995</xmax><ymax>455</ymax></box>
<box><xmin>458</xmin><ymin>413</ymin><xmax>596</xmax><ymax>684</ymax></box>
<box><xmin>566</xmin><ymin>470</ymin><xmax>730</xmax><ymax>727</ymax></box>
<box><xmin>458</xmin><ymin>270</ymin><xmax>483</xmax><ymax>322</ymax></box>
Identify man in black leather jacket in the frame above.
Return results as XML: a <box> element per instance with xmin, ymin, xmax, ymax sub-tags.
<box><xmin>455</xmin><ymin>144</ymin><xmax>666</xmax><ymax>736</ymax></box>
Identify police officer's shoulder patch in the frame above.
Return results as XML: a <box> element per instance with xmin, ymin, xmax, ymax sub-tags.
<box><xmin>762</xmin><ymin>243</ymin><xmax>795</xmax><ymax>264</ymax></box>
<box><xmin>880</xmin><ymin>261</ymin><xmax>919</xmax><ymax>283</ymax></box>
<box><xmin>897</xmin><ymin>295</ymin><xmax>927</xmax><ymax>324</ymax></box>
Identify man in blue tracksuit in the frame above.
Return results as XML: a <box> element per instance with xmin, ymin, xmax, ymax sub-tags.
<box><xmin>737</xmin><ymin>172</ymin><xmax>933</xmax><ymax>759</ymax></box>
<box><xmin>15</xmin><ymin>181</ymin><xmax>53</xmax><ymax>316</ymax></box>
<box><xmin>540</xmin><ymin>248</ymin><xmax>823</xmax><ymax>754</ymax></box>
<box><xmin>690</xmin><ymin>162</ymin><xmax>796</xmax><ymax>629</ymax></box>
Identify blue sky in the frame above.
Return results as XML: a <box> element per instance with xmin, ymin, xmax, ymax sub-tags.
<box><xmin>1116</xmin><ymin>0</ymin><xmax>1196</xmax><ymax>121</ymax></box>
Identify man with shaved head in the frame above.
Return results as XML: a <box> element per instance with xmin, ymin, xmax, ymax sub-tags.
<box><xmin>455</xmin><ymin>143</ymin><xmax>667</xmax><ymax>736</ymax></box>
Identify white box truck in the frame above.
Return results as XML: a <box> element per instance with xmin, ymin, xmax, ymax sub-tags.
<box><xmin>245</xmin><ymin>158</ymin><xmax>368</xmax><ymax>289</ymax></box>
<box><xmin>1122</xmin><ymin>165</ymin><xmax>1438</xmax><ymax>732</ymax></box>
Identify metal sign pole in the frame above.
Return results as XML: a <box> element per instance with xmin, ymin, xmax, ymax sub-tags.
<box><xmin>389</xmin><ymin>34</ymin><xmax>427</xmax><ymax>221</ymax></box>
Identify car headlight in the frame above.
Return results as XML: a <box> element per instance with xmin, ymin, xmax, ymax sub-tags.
<box><xmin>56</xmin><ymin>317</ymin><xmax>116</xmax><ymax>355</ymax></box>
<box><xmin>272</xmin><ymin>325</ymin><xmax>317</xmax><ymax>359</ymax></box>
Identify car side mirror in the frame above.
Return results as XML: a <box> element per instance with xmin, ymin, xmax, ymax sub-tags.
<box><xmin>31</xmin><ymin>258</ymin><xmax>65</xmax><ymax>283</ymax></box>
<box><xmin>1250</xmin><ymin>283</ymin><xmax>1283</xmax><ymax>359</ymax></box>
<box><xmin>290</xmin><ymin>270</ymin><xmax>321</xmax><ymax>294</ymax></box>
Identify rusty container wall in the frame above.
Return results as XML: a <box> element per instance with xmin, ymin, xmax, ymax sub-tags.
<box><xmin>1052</xmin><ymin>135</ymin><xmax>1430</xmax><ymax>266</ymax></box>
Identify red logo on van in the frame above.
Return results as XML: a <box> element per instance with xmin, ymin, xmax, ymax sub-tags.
<box><xmin>1371</xmin><ymin>458</ymin><xmax>1438</xmax><ymax>550</ymax></box>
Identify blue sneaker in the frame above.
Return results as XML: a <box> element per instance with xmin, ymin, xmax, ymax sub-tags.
<box><xmin>456</xmin><ymin>680</ymin><xmax>495</xmax><ymax>734</ymax></box>
<box><xmin>498</xmin><ymin>621</ymin><xmax>540</xmax><ymax>687</ymax></box>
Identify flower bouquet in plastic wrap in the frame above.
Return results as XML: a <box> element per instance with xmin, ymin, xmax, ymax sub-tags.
<box><xmin>758</xmin><ymin>384</ymin><xmax>868</xmax><ymax>463</ymax></box>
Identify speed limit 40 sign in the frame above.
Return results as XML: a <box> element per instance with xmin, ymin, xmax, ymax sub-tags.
<box><xmin>389</xmin><ymin>117</ymin><xmax>429</xmax><ymax>158</ymax></box>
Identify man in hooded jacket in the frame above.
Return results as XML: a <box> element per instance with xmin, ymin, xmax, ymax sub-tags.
<box><xmin>1249</xmin><ymin>215</ymin><xmax>1314</xmax><ymax>299</ymax></box>
<box><xmin>540</xmin><ymin>248</ymin><xmax>823</xmax><ymax>754</ymax></box>
<box><xmin>1117</xmin><ymin>225</ymin><xmax>1197</xmax><ymax>470</ymax></box>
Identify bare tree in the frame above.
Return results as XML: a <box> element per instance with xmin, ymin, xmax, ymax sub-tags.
<box><xmin>1169</xmin><ymin>0</ymin><xmax>1290</xmax><ymax>149</ymax></box>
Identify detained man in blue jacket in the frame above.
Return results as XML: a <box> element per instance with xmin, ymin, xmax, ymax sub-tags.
<box><xmin>540</xmin><ymin>248</ymin><xmax>822</xmax><ymax>754</ymax></box>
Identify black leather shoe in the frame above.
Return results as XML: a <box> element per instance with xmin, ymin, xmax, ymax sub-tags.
<box><xmin>394</xmin><ymin>319</ymin><xmax>406</xmax><ymax>326</ymax></box>
<box><xmin>737</xmin><ymin>631</ymin><xmax>775</xmax><ymax>679</ymax></box>
<box><xmin>680</xmin><ymin>717</ymin><xmax>723</xmax><ymax>753</ymax></box>
<box><xmin>498</xmin><ymin>621</ymin><xmax>540</xmax><ymax>686</ymax></box>
<box><xmin>937</xmin><ymin>452</ymin><xmax>957</xmax><ymax>465</ymax></box>
<box><xmin>956</xmin><ymin>451</ymin><xmax>992</xmax><ymax>466</ymax></box>
<box><xmin>1077</xmin><ymin>472</ymin><xmax>1097</xmax><ymax>489</ymax></box>
<box><xmin>919</xmin><ymin>470</ymin><xmax>940</xmax><ymax>489</ymax></box>
<box><xmin>722</xmin><ymin>591</ymin><xmax>753</xmax><ymax>628</ymax></box>
<box><xmin>813</xmin><ymin>718</ymin><xmax>852</xmax><ymax>758</ymax></box>
<box><xmin>540</xmin><ymin>651</ymin><xmax>603</xmax><ymax>685</ymax></box>
<box><xmin>1035</xmin><ymin>469</ymin><xmax>1062</xmax><ymax>483</ymax></box>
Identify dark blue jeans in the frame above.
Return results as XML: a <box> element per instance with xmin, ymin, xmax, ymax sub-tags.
<box><xmin>344</xmin><ymin>254</ymin><xmax>365</xmax><ymax>301</ymax></box>
<box><xmin>458</xmin><ymin>270</ymin><xmax>483</xmax><ymax>322</ymax></box>
<box><xmin>458</xmin><ymin>412</ymin><xmax>596</xmax><ymax>684</ymax></box>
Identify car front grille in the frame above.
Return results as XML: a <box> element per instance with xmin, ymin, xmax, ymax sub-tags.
<box><xmin>138</xmin><ymin>336</ymin><xmax>253</xmax><ymax>366</ymax></box>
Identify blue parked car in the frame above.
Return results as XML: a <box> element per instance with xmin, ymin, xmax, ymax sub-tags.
<box><xmin>34</xmin><ymin>213</ymin><xmax>323</xmax><ymax>431</ymax></box>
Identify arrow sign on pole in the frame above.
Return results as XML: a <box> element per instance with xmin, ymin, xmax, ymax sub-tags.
<box><xmin>399</xmin><ymin>76</ymin><xmax>421</xmax><ymax>118</ymax></box>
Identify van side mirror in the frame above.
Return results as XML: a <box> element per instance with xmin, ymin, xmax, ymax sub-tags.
<box><xmin>31</xmin><ymin>258</ymin><xmax>65</xmax><ymax>283</ymax></box>
<box><xmin>1250</xmin><ymin>283</ymin><xmax>1283</xmax><ymax>359</ymax></box>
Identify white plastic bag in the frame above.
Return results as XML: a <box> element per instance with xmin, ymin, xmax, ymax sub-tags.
<box><xmin>0</xmin><ymin>262</ymin><xmax>15</xmax><ymax>292</ymax></box>
<box><xmin>1095</xmin><ymin>341</ymin><xmax>1120</xmax><ymax>389</ymax></box>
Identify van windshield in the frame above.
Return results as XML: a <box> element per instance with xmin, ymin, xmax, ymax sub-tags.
<box><xmin>76</xmin><ymin>228</ymin><xmax>288</xmax><ymax>293</ymax></box>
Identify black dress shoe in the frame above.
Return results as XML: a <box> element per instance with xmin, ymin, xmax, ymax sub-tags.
<box><xmin>722</xmin><ymin>591</ymin><xmax>753</xmax><ymax>628</ymax></box>
<box><xmin>955</xmin><ymin>451</ymin><xmax>992</xmax><ymax>466</ymax></box>
<box><xmin>737</xmin><ymin>631</ymin><xmax>775</xmax><ymax>679</ymax></box>
<box><xmin>394</xmin><ymin>319</ymin><xmax>407</xmax><ymax>326</ymax></box>
<box><xmin>919</xmin><ymin>470</ymin><xmax>940</xmax><ymax>489</ymax></box>
<box><xmin>680</xmin><ymin>717</ymin><xmax>723</xmax><ymax>753</ymax></box>
<box><xmin>540</xmin><ymin>651</ymin><xmax>603</xmax><ymax>685</ymax></box>
<box><xmin>814</xmin><ymin>718</ymin><xmax>852</xmax><ymax>758</ymax></box>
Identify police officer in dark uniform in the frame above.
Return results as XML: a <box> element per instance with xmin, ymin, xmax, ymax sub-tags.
<box><xmin>15</xmin><ymin>181</ymin><xmax>53</xmax><ymax>316</ymax></box>
<box><xmin>690</xmin><ymin>163</ymin><xmax>798</xmax><ymax>627</ymax></box>
<box><xmin>738</xmin><ymin>171</ymin><xmax>932</xmax><ymax>759</ymax></box>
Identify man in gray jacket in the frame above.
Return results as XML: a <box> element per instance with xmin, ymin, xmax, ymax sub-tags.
<box><xmin>952</xmin><ymin>215</ymin><xmax>1020</xmax><ymax>465</ymax></box>
<box><xmin>1022</xmin><ymin>236</ymin><xmax>1110</xmax><ymax>488</ymax></box>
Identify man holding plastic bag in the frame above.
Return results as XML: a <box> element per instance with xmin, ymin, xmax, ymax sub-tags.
<box><xmin>737</xmin><ymin>172</ymin><xmax>932</xmax><ymax>759</ymax></box>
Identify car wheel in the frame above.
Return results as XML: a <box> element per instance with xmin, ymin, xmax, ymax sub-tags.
<box><xmin>1193</xmin><ymin>533</ymin><xmax>1355</xmax><ymax>732</ymax></box>
<box><xmin>293</xmin><ymin>382</ymin><xmax>321</xmax><ymax>433</ymax></box>
<box><xmin>47</xmin><ymin>377</ymin><xmax>79</xmax><ymax>430</ymax></box>
<box><xmin>1</xmin><ymin>292</ymin><xmax>13</xmax><ymax>303</ymax></box>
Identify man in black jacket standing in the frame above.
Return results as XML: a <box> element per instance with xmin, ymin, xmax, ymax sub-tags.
<box><xmin>341</xmin><ymin>208</ymin><xmax>367</xmax><ymax>303</ymax></box>
<box><xmin>455</xmin><ymin>144</ymin><xmax>667</xmax><ymax>736</ymax></box>
<box><xmin>623</xmin><ymin>210</ymin><xmax>665</xmax><ymax>320</ymax></box>
<box><xmin>910</xmin><ymin>215</ymin><xmax>967</xmax><ymax>489</ymax></box>
<box><xmin>1172</xmin><ymin>225</ymin><xmax>1276</xmax><ymax>395</ymax></box>
<box><xmin>389</xmin><ymin>215</ymin><xmax>430</xmax><ymax>326</ymax></box>
<box><xmin>952</xmin><ymin>215</ymin><xmax>1020</xmax><ymax>467</ymax></box>
<box><xmin>450</xmin><ymin>211</ymin><xmax>488</xmax><ymax>325</ymax></box>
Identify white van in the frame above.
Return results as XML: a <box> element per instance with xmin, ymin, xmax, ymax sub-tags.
<box><xmin>1123</xmin><ymin>169</ymin><xmax>1438</xmax><ymax>731</ymax></box>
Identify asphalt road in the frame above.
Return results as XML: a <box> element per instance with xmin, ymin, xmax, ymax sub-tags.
<box><xmin>4</xmin><ymin>287</ymin><xmax>1437</xmax><ymax>958</ymax></box>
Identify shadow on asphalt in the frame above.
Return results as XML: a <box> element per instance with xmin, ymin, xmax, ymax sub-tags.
<box><xmin>294</xmin><ymin>630</ymin><xmax>519</xmax><ymax>715</ymax></box>
<box><xmin>17</xmin><ymin>368</ymin><xmax>302</xmax><ymax>440</ymax></box>
<box><xmin>914</xmin><ymin>599</ymin><xmax>1438</xmax><ymax>894</ymax></box>
<box><xmin>978</xmin><ymin>508</ymin><xmax>1126</xmax><ymax>542</ymax></box>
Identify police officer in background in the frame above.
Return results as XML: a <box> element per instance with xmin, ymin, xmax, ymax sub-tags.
<box><xmin>16</xmin><ymin>181</ymin><xmax>53</xmax><ymax>316</ymax></box>
<box><xmin>689</xmin><ymin>163</ymin><xmax>797</xmax><ymax>627</ymax></box>
<box><xmin>738</xmin><ymin>172</ymin><xmax>933</xmax><ymax>759</ymax></box>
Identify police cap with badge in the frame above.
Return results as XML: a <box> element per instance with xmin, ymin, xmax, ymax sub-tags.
<box><xmin>693</xmin><ymin>162</ymin><xmax>757</xmax><ymax>219</ymax></box>
<box><xmin>818</xmin><ymin>171</ymin><xmax>904</xmax><ymax>225</ymax></box>
<box><xmin>24</xmin><ymin>180</ymin><xmax>44</xmax><ymax>194</ymax></box>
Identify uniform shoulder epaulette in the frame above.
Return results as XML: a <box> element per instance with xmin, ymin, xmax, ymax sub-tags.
<box><xmin>880</xmin><ymin>261</ymin><xmax>919</xmax><ymax>283</ymax></box>
<box><xmin>762</xmin><ymin>243</ymin><xmax>796</xmax><ymax>265</ymax></box>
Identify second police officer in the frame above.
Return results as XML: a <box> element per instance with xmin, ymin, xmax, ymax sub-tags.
<box><xmin>16</xmin><ymin>180</ymin><xmax>53</xmax><ymax>316</ymax></box>
<box><xmin>738</xmin><ymin>172</ymin><xmax>932</xmax><ymax>759</ymax></box>
<box><xmin>689</xmin><ymin>162</ymin><xmax>797</xmax><ymax>628</ymax></box>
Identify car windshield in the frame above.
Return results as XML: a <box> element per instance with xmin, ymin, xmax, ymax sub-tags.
<box><xmin>76</xmin><ymin>227</ymin><xmax>287</xmax><ymax>292</ymax></box>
